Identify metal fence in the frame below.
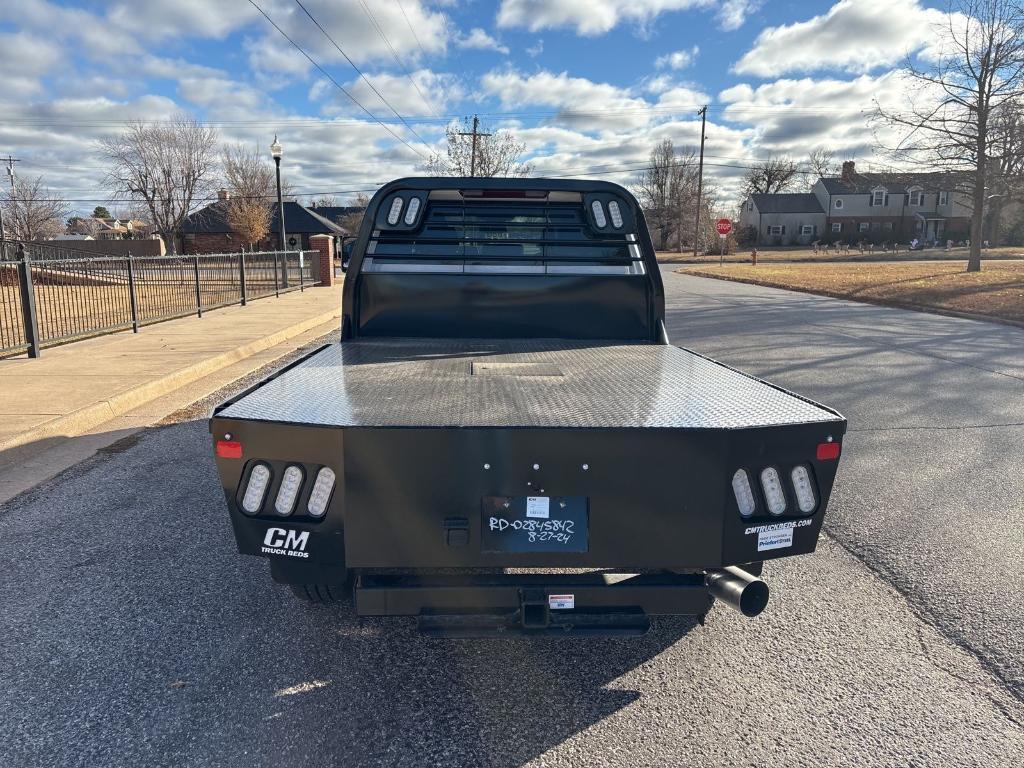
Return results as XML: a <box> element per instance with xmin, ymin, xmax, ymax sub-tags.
<box><xmin>0</xmin><ymin>241</ymin><xmax>315</xmax><ymax>358</ymax></box>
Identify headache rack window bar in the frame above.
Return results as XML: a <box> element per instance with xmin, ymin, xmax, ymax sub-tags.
<box><xmin>361</xmin><ymin>257</ymin><xmax>646</xmax><ymax>275</ymax></box>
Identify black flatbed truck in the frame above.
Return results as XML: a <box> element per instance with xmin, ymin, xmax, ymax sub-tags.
<box><xmin>211</xmin><ymin>177</ymin><xmax>846</xmax><ymax>636</ymax></box>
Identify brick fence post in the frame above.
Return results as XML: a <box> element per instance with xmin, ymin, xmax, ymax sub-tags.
<box><xmin>308</xmin><ymin>234</ymin><xmax>334</xmax><ymax>286</ymax></box>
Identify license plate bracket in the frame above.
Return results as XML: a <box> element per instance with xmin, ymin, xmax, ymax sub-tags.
<box><xmin>481</xmin><ymin>496</ymin><xmax>588</xmax><ymax>553</ymax></box>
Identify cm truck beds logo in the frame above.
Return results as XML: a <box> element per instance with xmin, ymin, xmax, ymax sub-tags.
<box><xmin>262</xmin><ymin>528</ymin><xmax>309</xmax><ymax>558</ymax></box>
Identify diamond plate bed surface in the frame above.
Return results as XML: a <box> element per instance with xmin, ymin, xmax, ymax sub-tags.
<box><xmin>218</xmin><ymin>339</ymin><xmax>841</xmax><ymax>429</ymax></box>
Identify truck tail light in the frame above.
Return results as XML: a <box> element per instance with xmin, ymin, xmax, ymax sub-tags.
<box><xmin>731</xmin><ymin>469</ymin><xmax>756</xmax><ymax>517</ymax></box>
<box><xmin>608</xmin><ymin>200</ymin><xmax>623</xmax><ymax>228</ymax></box>
<box><xmin>241</xmin><ymin>464</ymin><xmax>271</xmax><ymax>514</ymax></box>
<box><xmin>759</xmin><ymin>467</ymin><xmax>787</xmax><ymax>515</ymax></box>
<box><xmin>591</xmin><ymin>200</ymin><xmax>607</xmax><ymax>228</ymax></box>
<box><xmin>307</xmin><ymin>467</ymin><xmax>336</xmax><ymax>518</ymax></box>
<box><xmin>216</xmin><ymin>440</ymin><xmax>242</xmax><ymax>459</ymax></box>
<box><xmin>816</xmin><ymin>442</ymin><xmax>841</xmax><ymax>460</ymax></box>
<box><xmin>403</xmin><ymin>197</ymin><xmax>421</xmax><ymax>225</ymax></box>
<box><xmin>274</xmin><ymin>465</ymin><xmax>304</xmax><ymax>516</ymax></box>
<box><xmin>790</xmin><ymin>465</ymin><xmax>817</xmax><ymax>514</ymax></box>
<box><xmin>387</xmin><ymin>197</ymin><xmax>404</xmax><ymax>225</ymax></box>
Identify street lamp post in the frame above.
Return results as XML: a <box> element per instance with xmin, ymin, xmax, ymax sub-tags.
<box><xmin>270</xmin><ymin>135</ymin><xmax>289</xmax><ymax>287</ymax></box>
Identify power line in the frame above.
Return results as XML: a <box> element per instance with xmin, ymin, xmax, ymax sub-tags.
<box><xmin>246</xmin><ymin>0</ymin><xmax>428</xmax><ymax>159</ymax></box>
<box><xmin>291</xmin><ymin>0</ymin><xmax>435</xmax><ymax>156</ymax></box>
<box><xmin>396</xmin><ymin>0</ymin><xmax>432</xmax><ymax>62</ymax></box>
<box><xmin>356</xmin><ymin>0</ymin><xmax>441</xmax><ymax>119</ymax></box>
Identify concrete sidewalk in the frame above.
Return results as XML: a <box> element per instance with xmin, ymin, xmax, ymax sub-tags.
<box><xmin>0</xmin><ymin>284</ymin><xmax>342</xmax><ymax>456</ymax></box>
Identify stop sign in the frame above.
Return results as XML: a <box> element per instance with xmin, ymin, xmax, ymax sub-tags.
<box><xmin>716</xmin><ymin>218</ymin><xmax>733</xmax><ymax>236</ymax></box>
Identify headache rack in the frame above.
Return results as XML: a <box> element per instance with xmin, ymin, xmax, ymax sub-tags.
<box><xmin>342</xmin><ymin>179</ymin><xmax>665</xmax><ymax>341</ymax></box>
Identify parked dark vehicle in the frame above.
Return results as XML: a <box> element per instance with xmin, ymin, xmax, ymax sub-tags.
<box><xmin>210</xmin><ymin>177</ymin><xmax>846</xmax><ymax>636</ymax></box>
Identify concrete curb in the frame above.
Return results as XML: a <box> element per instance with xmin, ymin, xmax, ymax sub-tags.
<box><xmin>679</xmin><ymin>269</ymin><xmax>1024</xmax><ymax>331</ymax></box>
<box><xmin>0</xmin><ymin>307</ymin><xmax>340</xmax><ymax>454</ymax></box>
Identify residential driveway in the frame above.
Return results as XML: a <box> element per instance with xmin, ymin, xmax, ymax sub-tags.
<box><xmin>662</xmin><ymin>269</ymin><xmax>1024</xmax><ymax>700</ymax></box>
<box><xmin>0</xmin><ymin>275</ymin><xmax>1021</xmax><ymax>767</ymax></box>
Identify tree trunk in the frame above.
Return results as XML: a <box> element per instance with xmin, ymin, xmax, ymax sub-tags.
<box><xmin>164</xmin><ymin>231</ymin><xmax>177</xmax><ymax>255</ymax></box>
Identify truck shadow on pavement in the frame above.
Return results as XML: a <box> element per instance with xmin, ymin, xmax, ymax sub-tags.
<box><xmin>0</xmin><ymin>419</ymin><xmax>696</xmax><ymax>768</ymax></box>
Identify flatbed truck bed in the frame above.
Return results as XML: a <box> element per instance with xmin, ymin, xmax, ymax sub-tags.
<box><xmin>210</xmin><ymin>177</ymin><xmax>846</xmax><ymax>636</ymax></box>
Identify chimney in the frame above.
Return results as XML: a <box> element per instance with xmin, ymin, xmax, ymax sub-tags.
<box><xmin>218</xmin><ymin>188</ymin><xmax>230</xmax><ymax>201</ymax></box>
<box><xmin>841</xmin><ymin>161</ymin><xmax>855</xmax><ymax>182</ymax></box>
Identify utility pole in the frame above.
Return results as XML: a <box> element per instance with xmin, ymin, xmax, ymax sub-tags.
<box><xmin>457</xmin><ymin>116</ymin><xmax>491</xmax><ymax>176</ymax></box>
<box><xmin>692</xmin><ymin>106</ymin><xmax>707</xmax><ymax>258</ymax></box>
<box><xmin>0</xmin><ymin>155</ymin><xmax>19</xmax><ymax>245</ymax></box>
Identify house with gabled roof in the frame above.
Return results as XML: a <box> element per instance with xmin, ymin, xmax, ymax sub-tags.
<box><xmin>738</xmin><ymin>193</ymin><xmax>826</xmax><ymax>246</ymax></box>
<box><xmin>740</xmin><ymin>161</ymin><xmax>973</xmax><ymax>246</ymax></box>
<box><xmin>178</xmin><ymin>192</ymin><xmax>349</xmax><ymax>255</ymax></box>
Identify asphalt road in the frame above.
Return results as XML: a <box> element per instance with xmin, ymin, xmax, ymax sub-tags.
<box><xmin>0</xmin><ymin>274</ymin><xmax>1021</xmax><ymax>767</ymax></box>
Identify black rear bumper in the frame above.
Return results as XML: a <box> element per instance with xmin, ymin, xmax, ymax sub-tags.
<box><xmin>356</xmin><ymin>571</ymin><xmax>713</xmax><ymax>636</ymax></box>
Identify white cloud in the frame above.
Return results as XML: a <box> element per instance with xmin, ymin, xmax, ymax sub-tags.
<box><xmin>717</xmin><ymin>0</ymin><xmax>760</xmax><ymax>32</ymax></box>
<box><xmin>480</xmin><ymin>69</ymin><xmax>655</xmax><ymax>130</ymax></box>
<box><xmin>246</xmin><ymin>0</ymin><xmax>448</xmax><ymax>80</ymax></box>
<box><xmin>656</xmin><ymin>46</ymin><xmax>699</xmax><ymax>70</ymax></box>
<box><xmin>717</xmin><ymin>72</ymin><xmax>918</xmax><ymax>160</ymax></box>
<box><xmin>526</xmin><ymin>39</ymin><xmax>544</xmax><ymax>57</ymax></box>
<box><xmin>733</xmin><ymin>0</ymin><xmax>951</xmax><ymax>77</ymax></box>
<box><xmin>0</xmin><ymin>32</ymin><xmax>62</xmax><ymax>96</ymax></box>
<box><xmin>456</xmin><ymin>27</ymin><xmax>510</xmax><ymax>55</ymax></box>
<box><xmin>497</xmin><ymin>0</ymin><xmax>716</xmax><ymax>36</ymax></box>
<box><xmin>319</xmin><ymin>70</ymin><xmax>463</xmax><ymax>118</ymax></box>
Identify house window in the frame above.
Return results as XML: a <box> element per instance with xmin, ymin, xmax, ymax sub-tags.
<box><xmin>938</xmin><ymin>190</ymin><xmax>948</xmax><ymax>205</ymax></box>
<box><xmin>767</xmin><ymin>225</ymin><xmax>784</xmax><ymax>236</ymax></box>
<box><xmin>871</xmin><ymin>222</ymin><xmax>881</xmax><ymax>231</ymax></box>
<box><xmin>909</xmin><ymin>188</ymin><xmax>923</xmax><ymax>206</ymax></box>
<box><xmin>834</xmin><ymin>198</ymin><xmax>844</xmax><ymax>209</ymax></box>
<box><xmin>884</xmin><ymin>222</ymin><xmax>894</xmax><ymax>231</ymax></box>
<box><xmin>747</xmin><ymin>201</ymin><xmax>754</xmax><ymax>211</ymax></box>
<box><xmin>871</xmin><ymin>189</ymin><xmax>885</xmax><ymax>206</ymax></box>
<box><xmin>831</xmin><ymin>222</ymin><xmax>842</xmax><ymax>233</ymax></box>
<box><xmin>800</xmin><ymin>224</ymin><xmax>815</xmax><ymax>235</ymax></box>
<box><xmin>858</xmin><ymin>222</ymin><xmax>870</xmax><ymax>232</ymax></box>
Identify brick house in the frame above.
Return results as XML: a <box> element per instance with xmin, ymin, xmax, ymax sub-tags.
<box><xmin>178</xmin><ymin>196</ymin><xmax>349</xmax><ymax>255</ymax></box>
<box><xmin>740</xmin><ymin>161</ymin><xmax>972</xmax><ymax>245</ymax></box>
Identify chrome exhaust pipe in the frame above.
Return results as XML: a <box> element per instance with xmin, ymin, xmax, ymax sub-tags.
<box><xmin>705</xmin><ymin>566</ymin><xmax>770</xmax><ymax>617</ymax></box>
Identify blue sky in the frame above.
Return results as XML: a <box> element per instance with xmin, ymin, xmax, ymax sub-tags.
<box><xmin>0</xmin><ymin>0</ymin><xmax>956</xmax><ymax>213</ymax></box>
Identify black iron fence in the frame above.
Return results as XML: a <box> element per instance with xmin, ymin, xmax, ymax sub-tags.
<box><xmin>0</xmin><ymin>241</ymin><xmax>315</xmax><ymax>358</ymax></box>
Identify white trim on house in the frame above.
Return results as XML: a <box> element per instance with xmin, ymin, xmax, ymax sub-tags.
<box><xmin>834</xmin><ymin>198</ymin><xmax>844</xmax><ymax>209</ymax></box>
<box><xmin>831</xmin><ymin>222</ymin><xmax>842</xmax><ymax>233</ymax></box>
<box><xmin>870</xmin><ymin>187</ymin><xmax>886</xmax><ymax>206</ymax></box>
<box><xmin>767</xmin><ymin>224</ymin><xmax>784</xmax><ymax>236</ymax></box>
<box><xmin>938</xmin><ymin>190</ymin><xmax>948</xmax><ymax>205</ymax></box>
<box><xmin>799</xmin><ymin>224</ymin><xmax>815</xmax><ymax>235</ymax></box>
<box><xmin>858</xmin><ymin>222</ymin><xmax>869</xmax><ymax>232</ymax></box>
<box><xmin>908</xmin><ymin>186</ymin><xmax>923</xmax><ymax>206</ymax></box>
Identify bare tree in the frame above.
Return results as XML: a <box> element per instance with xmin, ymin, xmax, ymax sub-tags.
<box><xmin>100</xmin><ymin>116</ymin><xmax>218</xmax><ymax>254</ymax></box>
<box><xmin>221</xmin><ymin>144</ymin><xmax>275</xmax><ymax>250</ymax></box>
<box><xmin>425</xmin><ymin>118</ymin><xmax>532</xmax><ymax>177</ymax></box>
<box><xmin>742</xmin><ymin>156</ymin><xmax>800</xmax><ymax>197</ymax></box>
<box><xmin>340</xmin><ymin>192</ymin><xmax>370</xmax><ymax>236</ymax></box>
<box><xmin>986</xmin><ymin>98</ymin><xmax>1024</xmax><ymax>243</ymax></box>
<box><xmin>634</xmin><ymin>139</ymin><xmax>702</xmax><ymax>251</ymax></box>
<box><xmin>0</xmin><ymin>175</ymin><xmax>70</xmax><ymax>241</ymax></box>
<box><xmin>309</xmin><ymin>195</ymin><xmax>338</xmax><ymax>208</ymax></box>
<box><xmin>874</xmin><ymin>0</ymin><xmax>1024</xmax><ymax>271</ymax></box>
<box><xmin>805</xmin><ymin>147</ymin><xmax>838</xmax><ymax>186</ymax></box>
<box><xmin>66</xmin><ymin>216</ymin><xmax>101</xmax><ymax>237</ymax></box>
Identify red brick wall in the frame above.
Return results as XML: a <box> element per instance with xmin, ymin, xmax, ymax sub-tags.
<box><xmin>308</xmin><ymin>235</ymin><xmax>334</xmax><ymax>286</ymax></box>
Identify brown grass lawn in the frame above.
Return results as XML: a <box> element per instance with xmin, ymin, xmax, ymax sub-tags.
<box><xmin>680</xmin><ymin>260</ymin><xmax>1024</xmax><ymax>325</ymax></box>
<box><xmin>656</xmin><ymin>245</ymin><xmax>1024</xmax><ymax>264</ymax></box>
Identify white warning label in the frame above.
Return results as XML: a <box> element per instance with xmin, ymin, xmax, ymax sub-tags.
<box><xmin>526</xmin><ymin>496</ymin><xmax>550</xmax><ymax>519</ymax></box>
<box><xmin>757</xmin><ymin>526</ymin><xmax>794</xmax><ymax>552</ymax></box>
<box><xmin>548</xmin><ymin>594</ymin><xmax>575</xmax><ymax>610</ymax></box>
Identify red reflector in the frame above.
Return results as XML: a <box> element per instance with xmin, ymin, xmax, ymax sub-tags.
<box><xmin>216</xmin><ymin>440</ymin><xmax>243</xmax><ymax>459</ymax></box>
<box><xmin>816</xmin><ymin>442</ymin><xmax>841</xmax><ymax>461</ymax></box>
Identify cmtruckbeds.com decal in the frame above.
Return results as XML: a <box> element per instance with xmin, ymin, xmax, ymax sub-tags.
<box><xmin>743</xmin><ymin>519</ymin><xmax>813</xmax><ymax>536</ymax></box>
<box><xmin>262</xmin><ymin>528</ymin><xmax>310</xmax><ymax>558</ymax></box>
